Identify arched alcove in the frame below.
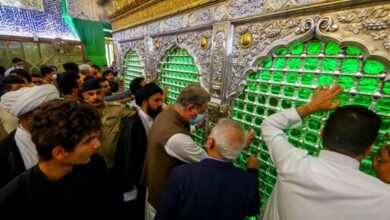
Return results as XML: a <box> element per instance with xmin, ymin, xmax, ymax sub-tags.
<box><xmin>123</xmin><ymin>49</ymin><xmax>144</xmax><ymax>90</ymax></box>
<box><xmin>158</xmin><ymin>45</ymin><xmax>205</xmax><ymax>146</ymax></box>
<box><xmin>232</xmin><ymin>37</ymin><xmax>389</xmax><ymax>208</ymax></box>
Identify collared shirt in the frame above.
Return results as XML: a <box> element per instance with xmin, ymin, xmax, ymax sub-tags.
<box><xmin>164</xmin><ymin>133</ymin><xmax>207</xmax><ymax>163</ymax></box>
<box><xmin>14</xmin><ymin>125</ymin><xmax>37</xmax><ymax>170</ymax></box>
<box><xmin>261</xmin><ymin>108</ymin><xmax>390</xmax><ymax>220</ymax></box>
<box><xmin>138</xmin><ymin>109</ymin><xmax>153</xmax><ymax>139</ymax></box>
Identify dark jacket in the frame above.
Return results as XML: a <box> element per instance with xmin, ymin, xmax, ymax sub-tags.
<box><xmin>114</xmin><ymin>112</ymin><xmax>148</xmax><ymax>192</ymax></box>
<box><xmin>156</xmin><ymin>158</ymin><xmax>260</xmax><ymax>220</ymax></box>
<box><xmin>0</xmin><ymin>130</ymin><xmax>25</xmax><ymax>188</ymax></box>
<box><xmin>0</xmin><ymin>154</ymin><xmax>111</xmax><ymax>217</ymax></box>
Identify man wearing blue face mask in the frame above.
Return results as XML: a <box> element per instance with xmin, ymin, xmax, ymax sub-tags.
<box><xmin>141</xmin><ymin>84</ymin><xmax>210</xmax><ymax>220</ymax></box>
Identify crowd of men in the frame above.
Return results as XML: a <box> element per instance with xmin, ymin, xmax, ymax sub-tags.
<box><xmin>0</xmin><ymin>57</ymin><xmax>389</xmax><ymax>219</ymax></box>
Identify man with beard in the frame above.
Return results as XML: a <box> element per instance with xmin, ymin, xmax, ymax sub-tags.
<box><xmin>81</xmin><ymin>78</ymin><xmax>135</xmax><ymax>168</ymax></box>
<box><xmin>114</xmin><ymin>82</ymin><xmax>164</xmax><ymax>219</ymax></box>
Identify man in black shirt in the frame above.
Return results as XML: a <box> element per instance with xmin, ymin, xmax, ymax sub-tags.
<box><xmin>0</xmin><ymin>99</ymin><xmax>113</xmax><ymax>217</ymax></box>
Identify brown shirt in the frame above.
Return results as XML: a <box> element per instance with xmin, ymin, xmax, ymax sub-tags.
<box><xmin>99</xmin><ymin>102</ymin><xmax>135</xmax><ymax>168</ymax></box>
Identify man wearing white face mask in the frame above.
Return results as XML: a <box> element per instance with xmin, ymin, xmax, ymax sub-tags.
<box><xmin>4</xmin><ymin>58</ymin><xmax>24</xmax><ymax>77</ymax></box>
<box><xmin>141</xmin><ymin>84</ymin><xmax>210</xmax><ymax>220</ymax></box>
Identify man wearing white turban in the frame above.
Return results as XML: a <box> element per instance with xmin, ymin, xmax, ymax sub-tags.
<box><xmin>0</xmin><ymin>84</ymin><xmax>60</xmax><ymax>188</ymax></box>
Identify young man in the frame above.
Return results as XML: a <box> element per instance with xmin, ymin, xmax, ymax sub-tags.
<box><xmin>260</xmin><ymin>85</ymin><xmax>390</xmax><ymax>220</ymax></box>
<box><xmin>31</xmin><ymin>73</ymin><xmax>43</xmax><ymax>86</ymax></box>
<box><xmin>0</xmin><ymin>99</ymin><xmax>112</xmax><ymax>216</ymax></box>
<box><xmin>58</xmin><ymin>72</ymin><xmax>82</xmax><ymax>100</ymax></box>
<box><xmin>40</xmin><ymin>66</ymin><xmax>55</xmax><ymax>85</ymax></box>
<box><xmin>103</xmin><ymin>70</ymin><xmax>119</xmax><ymax>93</ymax></box>
<box><xmin>114</xmin><ymin>82</ymin><xmax>164</xmax><ymax>219</ymax></box>
<box><xmin>156</xmin><ymin>119</ymin><xmax>260</xmax><ymax>220</ymax></box>
<box><xmin>4</xmin><ymin>57</ymin><xmax>24</xmax><ymax>77</ymax></box>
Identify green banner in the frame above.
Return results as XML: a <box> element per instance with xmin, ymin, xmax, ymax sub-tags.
<box><xmin>61</xmin><ymin>0</ymin><xmax>107</xmax><ymax>67</ymax></box>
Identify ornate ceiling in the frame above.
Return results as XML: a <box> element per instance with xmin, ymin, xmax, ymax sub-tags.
<box><xmin>105</xmin><ymin>0</ymin><xmax>221</xmax><ymax>31</ymax></box>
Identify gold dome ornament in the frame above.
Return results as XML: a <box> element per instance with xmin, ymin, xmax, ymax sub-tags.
<box><xmin>200</xmin><ymin>36</ymin><xmax>208</xmax><ymax>50</ymax></box>
<box><xmin>240</xmin><ymin>32</ymin><xmax>253</xmax><ymax>49</ymax></box>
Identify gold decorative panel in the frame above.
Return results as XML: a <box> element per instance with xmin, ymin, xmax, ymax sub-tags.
<box><xmin>0</xmin><ymin>0</ymin><xmax>44</xmax><ymax>12</ymax></box>
<box><xmin>111</xmin><ymin>0</ymin><xmax>219</xmax><ymax>31</ymax></box>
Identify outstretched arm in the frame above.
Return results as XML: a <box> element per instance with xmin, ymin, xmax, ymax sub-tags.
<box><xmin>261</xmin><ymin>85</ymin><xmax>343</xmax><ymax>168</ymax></box>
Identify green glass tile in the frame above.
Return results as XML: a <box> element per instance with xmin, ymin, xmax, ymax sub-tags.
<box><xmin>298</xmin><ymin>88</ymin><xmax>311</xmax><ymax>100</ymax></box>
<box><xmin>290</xmin><ymin>42</ymin><xmax>304</xmax><ymax>55</ymax></box>
<box><xmin>352</xmin><ymin>95</ymin><xmax>372</xmax><ymax>108</ymax></box>
<box><xmin>248</xmin><ymin>82</ymin><xmax>257</xmax><ymax>91</ymax></box>
<box><xmin>380</xmin><ymin>118</ymin><xmax>390</xmax><ymax>133</ymax></box>
<box><xmin>272</xmin><ymin>72</ymin><xmax>284</xmax><ymax>82</ymax></box>
<box><xmin>289</xmin><ymin>129</ymin><xmax>302</xmax><ymax>139</ymax></box>
<box><xmin>281</xmin><ymin>99</ymin><xmax>293</xmax><ymax>109</ymax></box>
<box><xmin>304</xmin><ymin>58</ymin><xmax>318</xmax><ymax>71</ymax></box>
<box><xmin>247</xmin><ymin>93</ymin><xmax>256</xmax><ymax>102</ymax></box>
<box><xmin>246</xmin><ymin>104</ymin><xmax>254</xmax><ymax>112</ymax></box>
<box><xmin>260</xmin><ymin>58</ymin><xmax>273</xmax><ymax>68</ymax></box>
<box><xmin>261</xmin><ymin>71</ymin><xmax>271</xmax><ymax>81</ymax></box>
<box><xmin>345</xmin><ymin>46</ymin><xmax>362</xmax><ymax>55</ymax></box>
<box><xmin>321</xmin><ymin>58</ymin><xmax>338</xmax><ymax>72</ymax></box>
<box><xmin>258</xmin><ymin>95</ymin><xmax>267</xmax><ymax>104</ymax></box>
<box><xmin>266</xmin><ymin>109</ymin><xmax>276</xmax><ymax>116</ymax></box>
<box><xmin>286</xmin><ymin>72</ymin><xmax>298</xmax><ymax>84</ymax></box>
<box><xmin>341</xmin><ymin>58</ymin><xmax>360</xmax><ymax>74</ymax></box>
<box><xmin>269</xmin><ymin>97</ymin><xmax>278</xmax><ymax>107</ymax></box>
<box><xmin>288</xmin><ymin>58</ymin><xmax>301</xmax><ymax>70</ymax></box>
<box><xmin>248</xmin><ymin>72</ymin><xmax>259</xmax><ymax>80</ymax></box>
<box><xmin>258</xmin><ymin>84</ymin><xmax>269</xmax><ymax>93</ymax></box>
<box><xmin>234</xmin><ymin>101</ymin><xmax>244</xmax><ymax>110</ymax></box>
<box><xmin>283</xmin><ymin>86</ymin><xmax>295</xmax><ymax>97</ymax></box>
<box><xmin>275</xmin><ymin>47</ymin><xmax>288</xmax><ymax>55</ymax></box>
<box><xmin>376</xmin><ymin>98</ymin><xmax>390</xmax><ymax>114</ymax></box>
<box><xmin>301</xmin><ymin>73</ymin><xmax>314</xmax><ymax>85</ymax></box>
<box><xmin>245</xmin><ymin>114</ymin><xmax>252</xmax><ymax>122</ymax></box>
<box><xmin>359</xmin><ymin>78</ymin><xmax>379</xmax><ymax>94</ymax></box>
<box><xmin>325</xmin><ymin>41</ymin><xmax>341</xmax><ymax>55</ymax></box>
<box><xmin>253</xmin><ymin>121</ymin><xmax>262</xmax><ymax>132</ymax></box>
<box><xmin>232</xmin><ymin>112</ymin><xmax>242</xmax><ymax>122</ymax></box>
<box><xmin>307</xmin><ymin>41</ymin><xmax>322</xmax><ymax>55</ymax></box>
<box><xmin>274</xmin><ymin>58</ymin><xmax>286</xmax><ymax>69</ymax></box>
<box><xmin>237</xmin><ymin>94</ymin><xmax>245</xmax><ymax>100</ymax></box>
<box><xmin>304</xmin><ymin>132</ymin><xmax>318</xmax><ymax>144</ymax></box>
<box><xmin>383</xmin><ymin>81</ymin><xmax>390</xmax><ymax>95</ymax></box>
<box><xmin>363</xmin><ymin>60</ymin><xmax>386</xmax><ymax>75</ymax></box>
<box><xmin>307</xmin><ymin>119</ymin><xmax>321</xmax><ymax>131</ymax></box>
<box><xmin>256</xmin><ymin>106</ymin><xmax>264</xmax><ymax>115</ymax></box>
<box><xmin>270</xmin><ymin>85</ymin><xmax>281</xmax><ymax>94</ymax></box>
<box><xmin>359</xmin><ymin>158</ymin><xmax>375</xmax><ymax>176</ymax></box>
<box><xmin>318</xmin><ymin>75</ymin><xmax>333</xmax><ymax>86</ymax></box>
<box><xmin>337</xmin><ymin>76</ymin><xmax>355</xmax><ymax>90</ymax></box>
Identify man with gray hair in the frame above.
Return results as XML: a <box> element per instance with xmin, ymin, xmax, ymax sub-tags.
<box><xmin>79</xmin><ymin>64</ymin><xmax>92</xmax><ymax>82</ymax></box>
<box><xmin>156</xmin><ymin>118</ymin><xmax>260</xmax><ymax>220</ymax></box>
<box><xmin>141</xmin><ymin>84</ymin><xmax>210</xmax><ymax>219</ymax></box>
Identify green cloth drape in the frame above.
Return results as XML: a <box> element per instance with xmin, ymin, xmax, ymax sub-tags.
<box><xmin>72</xmin><ymin>18</ymin><xmax>106</xmax><ymax>67</ymax></box>
<box><xmin>61</xmin><ymin>0</ymin><xmax>107</xmax><ymax>67</ymax></box>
